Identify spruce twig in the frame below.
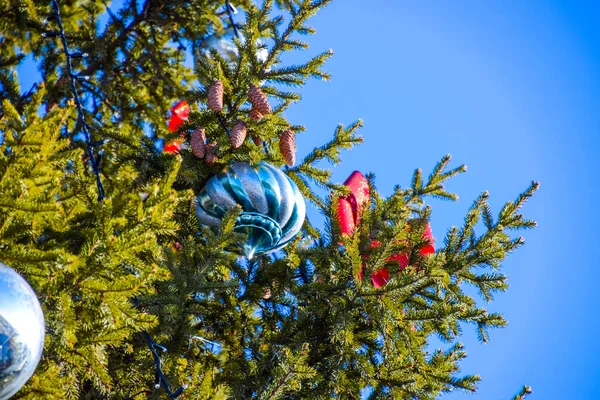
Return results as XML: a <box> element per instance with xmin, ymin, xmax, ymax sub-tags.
<box><xmin>511</xmin><ymin>385</ymin><xmax>533</xmax><ymax>400</ymax></box>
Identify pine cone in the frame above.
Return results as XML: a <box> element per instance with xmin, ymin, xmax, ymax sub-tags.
<box><xmin>230</xmin><ymin>121</ymin><xmax>247</xmax><ymax>149</ymax></box>
<box><xmin>190</xmin><ymin>127</ymin><xmax>206</xmax><ymax>158</ymax></box>
<box><xmin>205</xmin><ymin>142</ymin><xmax>217</xmax><ymax>165</ymax></box>
<box><xmin>208</xmin><ymin>80</ymin><xmax>224</xmax><ymax>113</ymax></box>
<box><xmin>279</xmin><ymin>129</ymin><xmax>296</xmax><ymax>166</ymax></box>
<box><xmin>248</xmin><ymin>84</ymin><xmax>271</xmax><ymax>115</ymax></box>
<box><xmin>252</xmin><ymin>136</ymin><xmax>262</xmax><ymax>146</ymax></box>
<box><xmin>249</xmin><ymin>108</ymin><xmax>263</xmax><ymax>121</ymax></box>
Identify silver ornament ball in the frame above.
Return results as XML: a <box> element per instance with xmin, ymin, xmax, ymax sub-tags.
<box><xmin>0</xmin><ymin>263</ymin><xmax>45</xmax><ymax>400</ymax></box>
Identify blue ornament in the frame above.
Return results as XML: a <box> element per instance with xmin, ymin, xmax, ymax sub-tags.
<box><xmin>0</xmin><ymin>263</ymin><xmax>45</xmax><ymax>400</ymax></box>
<box><xmin>195</xmin><ymin>162</ymin><xmax>306</xmax><ymax>258</ymax></box>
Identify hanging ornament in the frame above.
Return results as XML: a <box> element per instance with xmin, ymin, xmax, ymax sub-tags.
<box><xmin>279</xmin><ymin>129</ymin><xmax>296</xmax><ymax>166</ymax></box>
<box><xmin>248</xmin><ymin>85</ymin><xmax>271</xmax><ymax>115</ymax></box>
<box><xmin>207</xmin><ymin>80</ymin><xmax>224</xmax><ymax>113</ymax></box>
<box><xmin>361</xmin><ymin>223</ymin><xmax>435</xmax><ymax>288</ymax></box>
<box><xmin>419</xmin><ymin>223</ymin><xmax>435</xmax><ymax>256</ymax></box>
<box><xmin>358</xmin><ymin>240</ymin><xmax>401</xmax><ymax>288</ymax></box>
<box><xmin>334</xmin><ymin>171</ymin><xmax>434</xmax><ymax>287</ymax></box>
<box><xmin>0</xmin><ymin>263</ymin><xmax>45</xmax><ymax>400</ymax></box>
<box><xmin>370</xmin><ymin>267</ymin><xmax>390</xmax><ymax>289</ymax></box>
<box><xmin>163</xmin><ymin>100</ymin><xmax>190</xmax><ymax>154</ymax></box>
<box><xmin>230</xmin><ymin>121</ymin><xmax>247</xmax><ymax>149</ymax></box>
<box><xmin>195</xmin><ymin>161</ymin><xmax>306</xmax><ymax>258</ymax></box>
<box><xmin>191</xmin><ymin>128</ymin><xmax>207</xmax><ymax>158</ymax></box>
<box><xmin>194</xmin><ymin>30</ymin><xmax>269</xmax><ymax>78</ymax></box>
<box><xmin>337</xmin><ymin>171</ymin><xmax>370</xmax><ymax>235</ymax></box>
<box><xmin>168</xmin><ymin>100</ymin><xmax>190</xmax><ymax>133</ymax></box>
<box><xmin>390</xmin><ymin>222</ymin><xmax>435</xmax><ymax>271</ymax></box>
<box><xmin>163</xmin><ymin>140</ymin><xmax>182</xmax><ymax>154</ymax></box>
<box><xmin>195</xmin><ymin>33</ymin><xmax>239</xmax><ymax>66</ymax></box>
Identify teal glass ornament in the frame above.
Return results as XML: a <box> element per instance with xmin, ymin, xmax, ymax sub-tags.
<box><xmin>195</xmin><ymin>162</ymin><xmax>306</xmax><ymax>258</ymax></box>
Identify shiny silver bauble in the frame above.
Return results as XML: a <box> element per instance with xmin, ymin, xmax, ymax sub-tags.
<box><xmin>0</xmin><ymin>263</ymin><xmax>45</xmax><ymax>400</ymax></box>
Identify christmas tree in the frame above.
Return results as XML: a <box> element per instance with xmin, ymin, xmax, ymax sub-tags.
<box><xmin>0</xmin><ymin>0</ymin><xmax>538</xmax><ymax>399</ymax></box>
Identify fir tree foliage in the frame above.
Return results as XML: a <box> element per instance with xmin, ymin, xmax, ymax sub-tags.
<box><xmin>0</xmin><ymin>0</ymin><xmax>536</xmax><ymax>399</ymax></box>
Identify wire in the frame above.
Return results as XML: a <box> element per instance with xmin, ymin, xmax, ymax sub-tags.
<box><xmin>143</xmin><ymin>330</ymin><xmax>187</xmax><ymax>399</ymax></box>
<box><xmin>225</xmin><ymin>0</ymin><xmax>240</xmax><ymax>39</ymax></box>
<box><xmin>47</xmin><ymin>0</ymin><xmax>106</xmax><ymax>201</ymax></box>
<box><xmin>130</xmin><ymin>296</ymin><xmax>186</xmax><ymax>399</ymax></box>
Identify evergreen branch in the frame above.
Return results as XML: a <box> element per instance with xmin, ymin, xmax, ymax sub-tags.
<box><xmin>406</xmin><ymin>155</ymin><xmax>466</xmax><ymax>205</ymax></box>
<box><xmin>511</xmin><ymin>385</ymin><xmax>533</xmax><ymax>400</ymax></box>
<box><xmin>260</xmin><ymin>0</ymin><xmax>332</xmax><ymax>74</ymax></box>
<box><xmin>296</xmin><ymin>120</ymin><xmax>363</xmax><ymax>167</ymax></box>
<box><xmin>261</xmin><ymin>49</ymin><xmax>333</xmax><ymax>84</ymax></box>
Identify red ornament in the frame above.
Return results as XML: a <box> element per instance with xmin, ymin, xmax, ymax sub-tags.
<box><xmin>371</xmin><ymin>268</ymin><xmax>390</xmax><ymax>288</ymax></box>
<box><xmin>163</xmin><ymin>140</ymin><xmax>182</xmax><ymax>154</ymax></box>
<box><xmin>168</xmin><ymin>100</ymin><xmax>190</xmax><ymax>132</ymax></box>
<box><xmin>420</xmin><ymin>223</ymin><xmax>435</xmax><ymax>255</ymax></box>
<box><xmin>337</xmin><ymin>198</ymin><xmax>356</xmax><ymax>235</ymax></box>
<box><xmin>335</xmin><ymin>172</ymin><xmax>435</xmax><ymax>289</ymax></box>
<box><xmin>359</xmin><ymin>223</ymin><xmax>435</xmax><ymax>288</ymax></box>
<box><xmin>337</xmin><ymin>171</ymin><xmax>369</xmax><ymax>235</ymax></box>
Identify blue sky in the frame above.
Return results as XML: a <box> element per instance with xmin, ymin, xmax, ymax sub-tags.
<box><xmin>287</xmin><ymin>1</ymin><xmax>600</xmax><ymax>398</ymax></box>
<box><xmin>17</xmin><ymin>1</ymin><xmax>600</xmax><ymax>398</ymax></box>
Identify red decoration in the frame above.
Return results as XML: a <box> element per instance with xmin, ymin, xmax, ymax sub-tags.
<box><xmin>337</xmin><ymin>171</ymin><xmax>370</xmax><ymax>235</ymax></box>
<box><xmin>168</xmin><ymin>100</ymin><xmax>190</xmax><ymax>132</ymax></box>
<box><xmin>420</xmin><ymin>223</ymin><xmax>435</xmax><ymax>256</ymax></box>
<box><xmin>361</xmin><ymin>223</ymin><xmax>435</xmax><ymax>288</ymax></box>
<box><xmin>163</xmin><ymin>140</ymin><xmax>182</xmax><ymax>154</ymax></box>
<box><xmin>337</xmin><ymin>198</ymin><xmax>355</xmax><ymax>235</ymax></box>
<box><xmin>334</xmin><ymin>171</ymin><xmax>435</xmax><ymax>288</ymax></box>
<box><xmin>371</xmin><ymin>268</ymin><xmax>390</xmax><ymax>288</ymax></box>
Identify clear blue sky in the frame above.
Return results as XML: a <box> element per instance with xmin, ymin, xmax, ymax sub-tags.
<box><xmin>17</xmin><ymin>1</ymin><xmax>600</xmax><ymax>398</ymax></box>
<box><xmin>287</xmin><ymin>1</ymin><xmax>600</xmax><ymax>399</ymax></box>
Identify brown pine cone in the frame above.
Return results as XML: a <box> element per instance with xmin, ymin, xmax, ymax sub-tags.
<box><xmin>207</xmin><ymin>80</ymin><xmax>224</xmax><ymax>113</ymax></box>
<box><xmin>252</xmin><ymin>136</ymin><xmax>262</xmax><ymax>146</ymax></box>
<box><xmin>204</xmin><ymin>142</ymin><xmax>217</xmax><ymax>165</ymax></box>
<box><xmin>248</xmin><ymin>84</ymin><xmax>271</xmax><ymax>115</ymax></box>
<box><xmin>249</xmin><ymin>108</ymin><xmax>263</xmax><ymax>121</ymax></box>
<box><xmin>190</xmin><ymin>127</ymin><xmax>206</xmax><ymax>158</ymax></box>
<box><xmin>279</xmin><ymin>129</ymin><xmax>296</xmax><ymax>166</ymax></box>
<box><xmin>230</xmin><ymin>121</ymin><xmax>247</xmax><ymax>149</ymax></box>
